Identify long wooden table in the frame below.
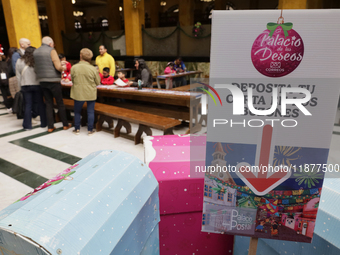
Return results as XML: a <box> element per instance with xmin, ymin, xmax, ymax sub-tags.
<box><xmin>156</xmin><ymin>71</ymin><xmax>203</xmax><ymax>89</ymax></box>
<box><xmin>171</xmin><ymin>83</ymin><xmax>204</xmax><ymax>91</ymax></box>
<box><xmin>61</xmin><ymin>84</ymin><xmax>203</xmax><ymax>133</ymax></box>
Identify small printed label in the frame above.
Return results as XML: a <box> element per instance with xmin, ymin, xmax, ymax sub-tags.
<box><xmin>203</xmin><ymin>204</ymin><xmax>257</xmax><ymax>235</ymax></box>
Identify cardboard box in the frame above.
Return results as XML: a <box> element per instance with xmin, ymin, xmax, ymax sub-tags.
<box><xmin>0</xmin><ymin>150</ymin><xmax>160</xmax><ymax>255</ymax></box>
<box><xmin>144</xmin><ymin>134</ymin><xmax>206</xmax><ymax>215</ymax></box>
<box><xmin>145</xmin><ymin>135</ymin><xmax>234</xmax><ymax>255</ymax></box>
<box><xmin>141</xmin><ymin>224</ymin><xmax>160</xmax><ymax>255</ymax></box>
<box><xmin>160</xmin><ymin>212</ymin><xmax>234</xmax><ymax>255</ymax></box>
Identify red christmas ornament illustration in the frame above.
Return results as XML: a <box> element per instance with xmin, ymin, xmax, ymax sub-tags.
<box><xmin>251</xmin><ymin>11</ymin><xmax>304</xmax><ymax>77</ymax></box>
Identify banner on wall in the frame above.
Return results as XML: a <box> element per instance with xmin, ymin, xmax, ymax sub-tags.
<box><xmin>200</xmin><ymin>9</ymin><xmax>340</xmax><ymax>242</ymax></box>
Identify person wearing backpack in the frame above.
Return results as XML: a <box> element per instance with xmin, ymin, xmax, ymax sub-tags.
<box><xmin>16</xmin><ymin>46</ymin><xmax>47</xmax><ymax>130</ymax></box>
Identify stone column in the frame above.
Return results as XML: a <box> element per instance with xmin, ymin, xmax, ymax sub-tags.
<box><xmin>62</xmin><ymin>0</ymin><xmax>75</xmax><ymax>33</ymax></box>
<box><xmin>179</xmin><ymin>0</ymin><xmax>194</xmax><ymax>26</ymax></box>
<box><xmin>45</xmin><ymin>0</ymin><xmax>66</xmax><ymax>53</ymax></box>
<box><xmin>150</xmin><ymin>0</ymin><xmax>160</xmax><ymax>27</ymax></box>
<box><xmin>123</xmin><ymin>0</ymin><xmax>145</xmax><ymax>56</ymax></box>
<box><xmin>278</xmin><ymin>0</ymin><xmax>307</xmax><ymax>9</ymax></box>
<box><xmin>108</xmin><ymin>0</ymin><xmax>122</xmax><ymax>31</ymax></box>
<box><xmin>2</xmin><ymin>0</ymin><xmax>42</xmax><ymax>48</ymax></box>
<box><xmin>307</xmin><ymin>0</ymin><xmax>323</xmax><ymax>8</ymax></box>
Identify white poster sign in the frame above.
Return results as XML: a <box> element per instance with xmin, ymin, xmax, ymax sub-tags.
<box><xmin>201</xmin><ymin>9</ymin><xmax>340</xmax><ymax>242</ymax></box>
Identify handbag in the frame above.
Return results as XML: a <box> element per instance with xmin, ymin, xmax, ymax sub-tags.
<box><xmin>8</xmin><ymin>76</ymin><xmax>19</xmax><ymax>98</ymax></box>
<box><xmin>9</xmin><ymin>65</ymin><xmax>28</xmax><ymax>98</ymax></box>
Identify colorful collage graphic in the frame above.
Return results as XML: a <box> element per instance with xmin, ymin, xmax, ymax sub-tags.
<box><xmin>202</xmin><ymin>142</ymin><xmax>325</xmax><ymax>242</ymax></box>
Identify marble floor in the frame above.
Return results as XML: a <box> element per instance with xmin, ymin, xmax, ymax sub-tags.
<box><xmin>1</xmin><ymin>99</ymin><xmax>340</xmax><ymax>212</ymax></box>
<box><xmin>0</xmin><ymin>100</ymin><xmax>189</xmax><ymax>211</ymax></box>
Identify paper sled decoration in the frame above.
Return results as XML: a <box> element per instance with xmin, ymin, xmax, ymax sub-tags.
<box><xmin>0</xmin><ymin>150</ymin><xmax>160</xmax><ymax>255</ymax></box>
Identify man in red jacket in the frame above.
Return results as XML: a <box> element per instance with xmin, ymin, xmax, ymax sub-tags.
<box><xmin>100</xmin><ymin>67</ymin><xmax>114</xmax><ymax>85</ymax></box>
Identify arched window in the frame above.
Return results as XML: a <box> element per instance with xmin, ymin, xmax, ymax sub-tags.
<box><xmin>101</xmin><ymin>19</ymin><xmax>109</xmax><ymax>27</ymax></box>
<box><xmin>160</xmin><ymin>4</ymin><xmax>179</xmax><ymax>27</ymax></box>
<box><xmin>75</xmin><ymin>21</ymin><xmax>82</xmax><ymax>29</ymax></box>
<box><xmin>167</xmin><ymin>4</ymin><xmax>179</xmax><ymax>13</ymax></box>
<box><xmin>226</xmin><ymin>2</ymin><xmax>235</xmax><ymax>10</ymax></box>
<box><xmin>207</xmin><ymin>1</ymin><xmax>235</xmax><ymax>19</ymax></box>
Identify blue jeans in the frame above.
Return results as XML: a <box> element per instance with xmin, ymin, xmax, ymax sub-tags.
<box><xmin>74</xmin><ymin>100</ymin><xmax>95</xmax><ymax>131</ymax></box>
<box><xmin>21</xmin><ymin>85</ymin><xmax>47</xmax><ymax>129</ymax></box>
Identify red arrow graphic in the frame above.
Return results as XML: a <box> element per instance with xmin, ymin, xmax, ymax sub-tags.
<box><xmin>237</xmin><ymin>125</ymin><xmax>289</xmax><ymax>194</ymax></box>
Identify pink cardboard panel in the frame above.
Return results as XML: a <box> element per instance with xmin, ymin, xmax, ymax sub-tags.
<box><xmin>145</xmin><ymin>135</ymin><xmax>206</xmax><ymax>180</ymax></box>
<box><xmin>160</xmin><ymin>211</ymin><xmax>233</xmax><ymax>255</ymax></box>
<box><xmin>144</xmin><ymin>135</ymin><xmax>206</xmax><ymax>214</ymax></box>
<box><xmin>158</xmin><ymin>178</ymin><xmax>204</xmax><ymax>215</ymax></box>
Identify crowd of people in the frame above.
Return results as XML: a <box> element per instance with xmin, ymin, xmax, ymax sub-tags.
<box><xmin>0</xmin><ymin>36</ymin><xmax>188</xmax><ymax>135</ymax></box>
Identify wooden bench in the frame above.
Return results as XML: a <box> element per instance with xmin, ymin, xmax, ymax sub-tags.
<box><xmin>53</xmin><ymin>98</ymin><xmax>77</xmax><ymax>123</ymax></box>
<box><xmin>95</xmin><ymin>103</ymin><xmax>181</xmax><ymax>144</ymax></box>
<box><xmin>59</xmin><ymin>98</ymin><xmax>74</xmax><ymax>109</ymax></box>
<box><xmin>57</xmin><ymin>99</ymin><xmax>181</xmax><ymax>144</ymax></box>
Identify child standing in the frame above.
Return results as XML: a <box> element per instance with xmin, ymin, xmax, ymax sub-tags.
<box><xmin>164</xmin><ymin>62</ymin><xmax>176</xmax><ymax>89</ymax></box>
<box><xmin>101</xmin><ymin>67</ymin><xmax>114</xmax><ymax>85</ymax></box>
<box><xmin>94</xmin><ymin>65</ymin><xmax>102</xmax><ymax>79</ymax></box>
<box><xmin>164</xmin><ymin>62</ymin><xmax>176</xmax><ymax>74</ymax></box>
<box><xmin>59</xmin><ymin>54</ymin><xmax>72</xmax><ymax>81</ymax></box>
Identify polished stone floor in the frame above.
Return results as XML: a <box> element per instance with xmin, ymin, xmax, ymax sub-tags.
<box><xmin>1</xmin><ymin>99</ymin><xmax>340</xmax><ymax>213</ymax></box>
<box><xmin>0</xmin><ymin>100</ymin><xmax>189</xmax><ymax>211</ymax></box>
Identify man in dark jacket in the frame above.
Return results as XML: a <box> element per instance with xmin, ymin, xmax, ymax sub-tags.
<box><xmin>33</xmin><ymin>36</ymin><xmax>71</xmax><ymax>132</ymax></box>
<box><xmin>12</xmin><ymin>38</ymin><xmax>30</xmax><ymax>74</ymax></box>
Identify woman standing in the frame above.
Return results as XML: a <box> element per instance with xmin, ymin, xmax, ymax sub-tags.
<box><xmin>129</xmin><ymin>58</ymin><xmax>153</xmax><ymax>88</ymax></box>
<box><xmin>16</xmin><ymin>46</ymin><xmax>47</xmax><ymax>130</ymax></box>
<box><xmin>71</xmin><ymin>48</ymin><xmax>100</xmax><ymax>136</ymax></box>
